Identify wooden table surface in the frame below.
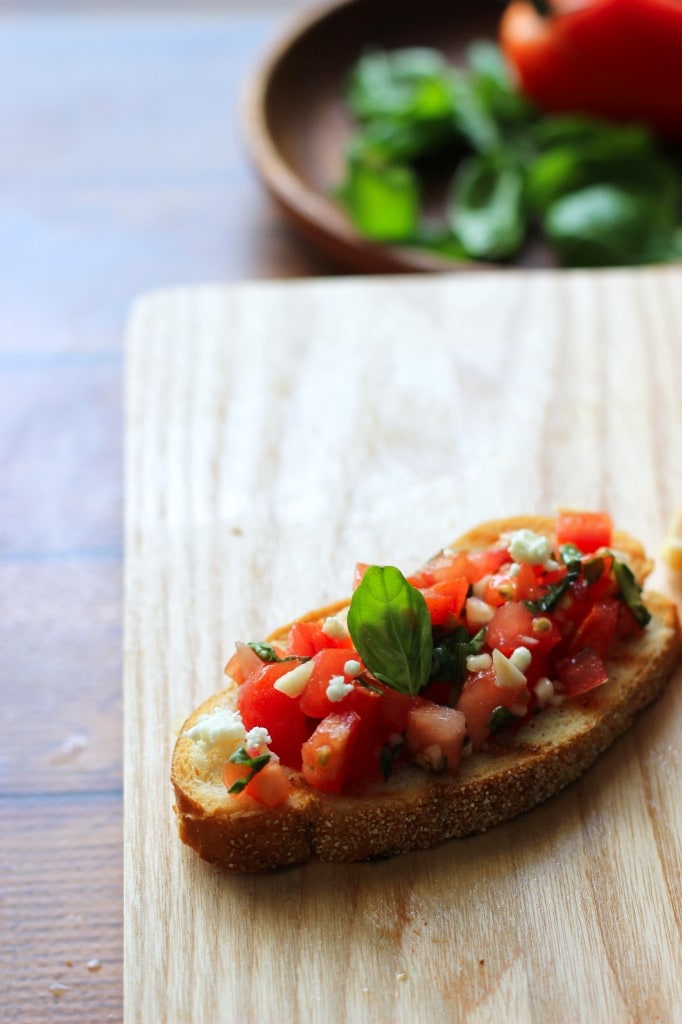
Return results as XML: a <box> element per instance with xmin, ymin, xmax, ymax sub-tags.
<box><xmin>0</xmin><ymin>3</ymin><xmax>330</xmax><ymax>1020</ymax></box>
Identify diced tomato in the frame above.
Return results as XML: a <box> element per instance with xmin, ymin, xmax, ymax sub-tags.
<box><xmin>353</xmin><ymin>562</ymin><xmax>370</xmax><ymax>589</ymax></box>
<box><xmin>464</xmin><ymin>547</ymin><xmax>510</xmax><ymax>583</ymax></box>
<box><xmin>287</xmin><ymin>619</ymin><xmax>352</xmax><ymax>657</ymax></box>
<box><xmin>405</xmin><ymin>702</ymin><xmax>467</xmax><ymax>775</ymax></box>
<box><xmin>420</xmin><ymin>576</ymin><xmax>469</xmax><ymax>627</ymax></box>
<box><xmin>456</xmin><ymin>666</ymin><xmax>528</xmax><ymax>749</ymax></box>
<box><xmin>222</xmin><ymin>759</ymin><xmax>291</xmax><ymax>808</ymax></box>
<box><xmin>376</xmin><ymin>685</ymin><xmax>421</xmax><ymax>733</ymax></box>
<box><xmin>422</xmin><ymin>680</ymin><xmax>459</xmax><ymax>706</ymax></box>
<box><xmin>556</xmin><ymin>511</ymin><xmax>613</xmax><ymax>554</ymax></box>
<box><xmin>301</xmin><ymin>710</ymin><xmax>360</xmax><ymax>793</ymax></box>
<box><xmin>236</xmin><ymin>662</ymin><xmax>311</xmax><ymax>770</ymax></box>
<box><xmin>299</xmin><ymin>647</ymin><xmax>369</xmax><ymax>719</ymax></box>
<box><xmin>224</xmin><ymin>641</ymin><xmax>266</xmax><ymax>685</ymax></box>
<box><xmin>569</xmin><ymin>598</ymin><xmax>619</xmax><ymax>658</ymax></box>
<box><xmin>244</xmin><ymin>761</ymin><xmax>291</xmax><ymax>807</ymax></box>
<box><xmin>555</xmin><ymin>648</ymin><xmax>609</xmax><ymax>696</ymax></box>
<box><xmin>485</xmin><ymin>601</ymin><xmax>535</xmax><ymax>657</ymax></box>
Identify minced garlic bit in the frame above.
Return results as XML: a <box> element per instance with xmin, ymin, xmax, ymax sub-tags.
<box><xmin>466</xmin><ymin>652</ymin><xmax>492</xmax><ymax>673</ymax></box>
<box><xmin>509</xmin><ymin>646</ymin><xmax>532</xmax><ymax>673</ymax></box>
<box><xmin>273</xmin><ymin>659</ymin><xmax>314</xmax><ymax>698</ymax></box>
<box><xmin>326</xmin><ymin>674</ymin><xmax>354</xmax><ymax>703</ymax></box>
<box><xmin>508</xmin><ymin>528</ymin><xmax>552</xmax><ymax>566</ymax></box>
<box><xmin>492</xmin><ymin>648</ymin><xmax>528</xmax><ymax>689</ymax></box>
<box><xmin>466</xmin><ymin>596</ymin><xmax>495</xmax><ymax>627</ymax></box>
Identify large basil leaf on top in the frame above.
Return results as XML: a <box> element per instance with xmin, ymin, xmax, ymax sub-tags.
<box><xmin>347</xmin><ymin>565</ymin><xmax>432</xmax><ymax>696</ymax></box>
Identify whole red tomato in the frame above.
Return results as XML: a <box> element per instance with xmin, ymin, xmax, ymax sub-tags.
<box><xmin>499</xmin><ymin>0</ymin><xmax>682</xmax><ymax>139</ymax></box>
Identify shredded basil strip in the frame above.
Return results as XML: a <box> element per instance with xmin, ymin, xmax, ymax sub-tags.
<box><xmin>488</xmin><ymin>705</ymin><xmax>517</xmax><ymax>734</ymax></box>
<box><xmin>430</xmin><ymin>626</ymin><xmax>486</xmax><ymax>703</ymax></box>
<box><xmin>248</xmin><ymin>641</ymin><xmax>309</xmax><ymax>664</ymax></box>
<box><xmin>227</xmin><ymin>747</ymin><xmax>271</xmax><ymax>794</ymax></box>
<box><xmin>380</xmin><ymin>739</ymin><xmax>405</xmax><ymax>781</ymax></box>
<box><xmin>347</xmin><ymin>565</ymin><xmax>433</xmax><ymax>696</ymax></box>
<box><xmin>613</xmin><ymin>560</ymin><xmax>652</xmax><ymax>627</ymax></box>
<box><xmin>525</xmin><ymin>556</ymin><xmax>581</xmax><ymax>614</ymax></box>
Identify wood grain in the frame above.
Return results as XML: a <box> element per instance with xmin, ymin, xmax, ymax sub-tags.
<box><xmin>124</xmin><ymin>267</ymin><xmax>682</xmax><ymax>1023</ymax></box>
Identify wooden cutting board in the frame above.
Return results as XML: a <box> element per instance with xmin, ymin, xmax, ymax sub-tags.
<box><xmin>124</xmin><ymin>267</ymin><xmax>682</xmax><ymax>1024</ymax></box>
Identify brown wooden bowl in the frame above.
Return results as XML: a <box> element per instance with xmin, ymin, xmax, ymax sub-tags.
<box><xmin>243</xmin><ymin>0</ymin><xmax>555</xmax><ymax>274</ymax></box>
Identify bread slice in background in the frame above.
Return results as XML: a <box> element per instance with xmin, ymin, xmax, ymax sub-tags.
<box><xmin>171</xmin><ymin>518</ymin><xmax>681</xmax><ymax>873</ymax></box>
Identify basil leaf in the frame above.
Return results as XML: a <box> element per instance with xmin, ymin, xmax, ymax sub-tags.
<box><xmin>347</xmin><ymin>48</ymin><xmax>456</xmax><ymax>124</ymax></box>
<box><xmin>544</xmin><ymin>184</ymin><xmax>678</xmax><ymax>267</ymax></box>
<box><xmin>613</xmin><ymin>561</ymin><xmax>651</xmax><ymax>628</ymax></box>
<box><xmin>430</xmin><ymin>626</ymin><xmax>486</xmax><ymax>702</ymax></box>
<box><xmin>227</xmin><ymin>747</ymin><xmax>271</xmax><ymax>794</ymax></box>
<box><xmin>338</xmin><ymin>154</ymin><xmax>420</xmax><ymax>241</ymax></box>
<box><xmin>380</xmin><ymin>739</ymin><xmax>405</xmax><ymax>781</ymax></box>
<box><xmin>448</xmin><ymin>154</ymin><xmax>526</xmax><ymax>260</ymax></box>
<box><xmin>488</xmin><ymin>705</ymin><xmax>518</xmax><ymax>734</ymax></box>
<box><xmin>525</xmin><ymin>556</ymin><xmax>581</xmax><ymax>614</ymax></box>
<box><xmin>248</xmin><ymin>642</ymin><xmax>308</xmax><ymax>665</ymax></box>
<box><xmin>347</xmin><ymin>565</ymin><xmax>432</xmax><ymax>696</ymax></box>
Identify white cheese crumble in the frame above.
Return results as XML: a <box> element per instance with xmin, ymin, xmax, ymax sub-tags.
<box><xmin>322</xmin><ymin>613</ymin><xmax>349</xmax><ymax>640</ymax></box>
<box><xmin>326</xmin><ymin>674</ymin><xmax>354</xmax><ymax>702</ymax></box>
<box><xmin>492</xmin><ymin>648</ymin><xmax>528</xmax><ymax>689</ymax></box>
<box><xmin>185</xmin><ymin>707</ymin><xmax>246</xmax><ymax>764</ymax></box>
<box><xmin>508</xmin><ymin>528</ymin><xmax>552</xmax><ymax>566</ymax></box>
<box><xmin>343</xmin><ymin>659</ymin><xmax>362</xmax><ymax>677</ymax></box>
<box><xmin>273</xmin><ymin>659</ymin><xmax>314</xmax><ymax>698</ymax></box>
<box><xmin>244</xmin><ymin>726</ymin><xmax>271</xmax><ymax>753</ymax></box>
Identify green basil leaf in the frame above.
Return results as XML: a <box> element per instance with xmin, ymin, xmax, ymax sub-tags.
<box><xmin>430</xmin><ymin>626</ymin><xmax>486</xmax><ymax>702</ymax></box>
<box><xmin>227</xmin><ymin>747</ymin><xmax>271</xmax><ymax>794</ymax></box>
<box><xmin>247</xmin><ymin>642</ymin><xmax>308</xmax><ymax>664</ymax></box>
<box><xmin>448</xmin><ymin>154</ymin><xmax>526</xmax><ymax>260</ymax></box>
<box><xmin>347</xmin><ymin>565</ymin><xmax>432</xmax><ymax>696</ymax></box>
<box><xmin>544</xmin><ymin>184</ymin><xmax>678</xmax><ymax>267</ymax></box>
<box><xmin>338</xmin><ymin>155</ymin><xmax>420</xmax><ymax>241</ymax></box>
<box><xmin>346</xmin><ymin>48</ymin><xmax>456</xmax><ymax>124</ymax></box>
<box><xmin>613</xmin><ymin>561</ymin><xmax>651</xmax><ymax>628</ymax></box>
<box><xmin>380</xmin><ymin>739</ymin><xmax>405</xmax><ymax>781</ymax></box>
<box><xmin>488</xmin><ymin>705</ymin><xmax>518</xmax><ymax>734</ymax></box>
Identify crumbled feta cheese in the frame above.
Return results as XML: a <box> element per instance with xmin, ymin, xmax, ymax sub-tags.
<box><xmin>492</xmin><ymin>648</ymin><xmax>528</xmax><ymax>689</ymax></box>
<box><xmin>343</xmin><ymin>659</ymin><xmax>362</xmax><ymax>677</ymax></box>
<box><xmin>466</xmin><ymin>652</ymin><xmax>493</xmax><ymax>673</ymax></box>
<box><xmin>273</xmin><ymin>659</ymin><xmax>314</xmax><ymax>697</ymax></box>
<box><xmin>466</xmin><ymin>596</ymin><xmax>495</xmax><ymax>627</ymax></box>
<box><xmin>508</xmin><ymin>529</ymin><xmax>552</xmax><ymax>566</ymax></box>
<box><xmin>185</xmin><ymin>707</ymin><xmax>246</xmax><ymax>763</ymax></box>
<box><xmin>326</xmin><ymin>674</ymin><xmax>354</xmax><ymax>702</ymax></box>
<box><xmin>509</xmin><ymin>646</ymin><xmax>532</xmax><ymax>673</ymax></box>
<box><xmin>244</xmin><ymin>726</ymin><xmax>271</xmax><ymax>752</ymax></box>
<box><xmin>322</xmin><ymin>614</ymin><xmax>349</xmax><ymax>640</ymax></box>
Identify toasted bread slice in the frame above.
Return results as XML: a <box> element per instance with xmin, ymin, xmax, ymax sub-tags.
<box><xmin>171</xmin><ymin>518</ymin><xmax>680</xmax><ymax>873</ymax></box>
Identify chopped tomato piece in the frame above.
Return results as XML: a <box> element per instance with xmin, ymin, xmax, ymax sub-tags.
<box><xmin>236</xmin><ymin>662</ymin><xmax>311</xmax><ymax>770</ymax></box>
<box><xmin>245</xmin><ymin>761</ymin><xmax>291</xmax><ymax>807</ymax></box>
<box><xmin>420</xmin><ymin>577</ymin><xmax>469</xmax><ymax>626</ymax></box>
<box><xmin>376</xmin><ymin>685</ymin><xmax>421</xmax><ymax>733</ymax></box>
<box><xmin>555</xmin><ymin>648</ymin><xmax>609</xmax><ymax>696</ymax></box>
<box><xmin>464</xmin><ymin>547</ymin><xmax>510</xmax><ymax>583</ymax></box>
<box><xmin>556</xmin><ymin>511</ymin><xmax>612</xmax><ymax>554</ymax></box>
<box><xmin>301</xmin><ymin>710</ymin><xmax>360</xmax><ymax>793</ymax></box>
<box><xmin>485</xmin><ymin>601</ymin><xmax>534</xmax><ymax>657</ymax></box>
<box><xmin>456</xmin><ymin>666</ymin><xmax>528</xmax><ymax>749</ymax></box>
<box><xmin>224</xmin><ymin>641</ymin><xmax>265</xmax><ymax>685</ymax></box>
<box><xmin>569</xmin><ymin>598</ymin><xmax>619</xmax><ymax>658</ymax></box>
<box><xmin>299</xmin><ymin>648</ymin><xmax>370</xmax><ymax>719</ymax></box>
<box><xmin>287</xmin><ymin>619</ymin><xmax>352</xmax><ymax>657</ymax></box>
<box><xmin>405</xmin><ymin>702</ymin><xmax>467</xmax><ymax>775</ymax></box>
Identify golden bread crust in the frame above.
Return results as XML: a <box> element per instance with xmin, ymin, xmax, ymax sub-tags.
<box><xmin>171</xmin><ymin>519</ymin><xmax>680</xmax><ymax>872</ymax></box>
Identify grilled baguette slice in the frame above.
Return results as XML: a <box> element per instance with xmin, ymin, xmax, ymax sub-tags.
<box><xmin>171</xmin><ymin>517</ymin><xmax>681</xmax><ymax>873</ymax></box>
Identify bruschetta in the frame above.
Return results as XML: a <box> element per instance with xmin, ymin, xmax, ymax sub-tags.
<box><xmin>171</xmin><ymin>512</ymin><xmax>681</xmax><ymax>872</ymax></box>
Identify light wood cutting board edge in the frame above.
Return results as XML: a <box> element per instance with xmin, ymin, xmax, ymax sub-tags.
<box><xmin>123</xmin><ymin>266</ymin><xmax>682</xmax><ymax>1024</ymax></box>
